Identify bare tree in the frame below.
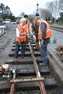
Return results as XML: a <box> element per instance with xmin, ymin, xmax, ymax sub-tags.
<box><xmin>39</xmin><ymin>8</ymin><xmax>52</xmax><ymax>20</ymax></box>
<box><xmin>45</xmin><ymin>0</ymin><xmax>60</xmax><ymax>22</ymax></box>
<box><xmin>53</xmin><ymin>0</ymin><xmax>59</xmax><ymax>20</ymax></box>
<box><xmin>0</xmin><ymin>3</ymin><xmax>11</xmax><ymax>15</ymax></box>
<box><xmin>19</xmin><ymin>12</ymin><xmax>25</xmax><ymax>17</ymax></box>
<box><xmin>28</xmin><ymin>14</ymin><xmax>35</xmax><ymax>23</ymax></box>
<box><xmin>59</xmin><ymin>0</ymin><xmax>63</xmax><ymax>11</ymax></box>
<box><xmin>0</xmin><ymin>14</ymin><xmax>3</xmax><ymax>22</ymax></box>
<box><xmin>0</xmin><ymin>3</ymin><xmax>5</xmax><ymax>13</ymax></box>
<box><xmin>45</xmin><ymin>2</ymin><xmax>54</xmax><ymax>18</ymax></box>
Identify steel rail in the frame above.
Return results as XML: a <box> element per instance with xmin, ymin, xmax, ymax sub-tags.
<box><xmin>28</xmin><ymin>42</ymin><xmax>47</xmax><ymax>94</ymax></box>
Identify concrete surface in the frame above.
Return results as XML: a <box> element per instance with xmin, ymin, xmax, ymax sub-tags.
<box><xmin>48</xmin><ymin>29</ymin><xmax>63</xmax><ymax>85</ymax></box>
<box><xmin>0</xmin><ymin>23</ymin><xmax>17</xmax><ymax>65</ymax></box>
<box><xmin>50</xmin><ymin>24</ymin><xmax>63</xmax><ymax>28</ymax></box>
<box><xmin>48</xmin><ymin>29</ymin><xmax>63</xmax><ymax>50</ymax></box>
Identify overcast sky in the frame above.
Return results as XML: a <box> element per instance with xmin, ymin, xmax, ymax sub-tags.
<box><xmin>0</xmin><ymin>0</ymin><xmax>54</xmax><ymax>17</ymax></box>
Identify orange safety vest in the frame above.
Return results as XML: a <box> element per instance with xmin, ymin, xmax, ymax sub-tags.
<box><xmin>25</xmin><ymin>19</ymin><xmax>30</xmax><ymax>33</ymax></box>
<box><xmin>38</xmin><ymin>24</ymin><xmax>42</xmax><ymax>40</ymax></box>
<box><xmin>34</xmin><ymin>19</ymin><xmax>36</xmax><ymax>28</ymax></box>
<box><xmin>38</xmin><ymin>20</ymin><xmax>52</xmax><ymax>40</ymax></box>
<box><xmin>16</xmin><ymin>25</ymin><xmax>27</xmax><ymax>42</ymax></box>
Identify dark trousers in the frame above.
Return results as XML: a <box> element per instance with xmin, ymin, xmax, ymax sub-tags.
<box><xmin>14</xmin><ymin>41</ymin><xmax>26</xmax><ymax>58</ymax></box>
<box><xmin>41</xmin><ymin>39</ymin><xmax>49</xmax><ymax>64</ymax></box>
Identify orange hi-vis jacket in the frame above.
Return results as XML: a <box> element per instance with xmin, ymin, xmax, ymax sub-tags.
<box><xmin>25</xmin><ymin>19</ymin><xmax>30</xmax><ymax>33</ymax></box>
<box><xmin>16</xmin><ymin>25</ymin><xmax>27</xmax><ymax>42</ymax></box>
<box><xmin>34</xmin><ymin>19</ymin><xmax>36</xmax><ymax>28</ymax></box>
<box><xmin>38</xmin><ymin>20</ymin><xmax>52</xmax><ymax>40</ymax></box>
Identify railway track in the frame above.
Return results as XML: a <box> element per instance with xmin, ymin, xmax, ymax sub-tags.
<box><xmin>50</xmin><ymin>25</ymin><xmax>63</xmax><ymax>32</ymax></box>
<box><xmin>0</xmin><ymin>33</ymin><xmax>58</xmax><ymax>94</ymax></box>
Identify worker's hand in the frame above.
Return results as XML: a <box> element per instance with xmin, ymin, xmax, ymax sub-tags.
<box><xmin>33</xmin><ymin>32</ymin><xmax>35</xmax><ymax>35</ymax></box>
<box><xmin>28</xmin><ymin>36</ymin><xmax>30</xmax><ymax>39</ymax></box>
<box><xmin>27</xmin><ymin>36</ymin><xmax>30</xmax><ymax>42</ymax></box>
<box><xmin>18</xmin><ymin>38</ymin><xmax>21</xmax><ymax>45</ymax></box>
<box><xmin>40</xmin><ymin>40</ymin><xmax>44</xmax><ymax>46</ymax></box>
<box><xmin>18</xmin><ymin>42</ymin><xmax>21</xmax><ymax>45</ymax></box>
<box><xmin>28</xmin><ymin>29</ymin><xmax>30</xmax><ymax>34</ymax></box>
<box><xmin>18</xmin><ymin>41</ymin><xmax>21</xmax><ymax>45</ymax></box>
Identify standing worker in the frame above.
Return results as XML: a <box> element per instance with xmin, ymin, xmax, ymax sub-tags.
<box><xmin>32</xmin><ymin>19</ymin><xmax>39</xmax><ymax>47</ymax></box>
<box><xmin>14</xmin><ymin>18</ymin><xmax>28</xmax><ymax>61</ymax></box>
<box><xmin>37</xmin><ymin>19</ymin><xmax>52</xmax><ymax>64</ymax></box>
<box><xmin>24</xmin><ymin>15</ymin><xmax>30</xmax><ymax>33</ymax></box>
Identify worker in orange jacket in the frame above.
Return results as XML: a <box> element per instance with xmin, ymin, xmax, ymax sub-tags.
<box><xmin>24</xmin><ymin>15</ymin><xmax>30</xmax><ymax>33</ymax></box>
<box><xmin>34</xmin><ymin>19</ymin><xmax>36</xmax><ymax>30</ymax></box>
<box><xmin>37</xmin><ymin>19</ymin><xmax>52</xmax><ymax>64</ymax></box>
<box><xmin>14</xmin><ymin>18</ymin><xmax>28</xmax><ymax>61</ymax></box>
<box><xmin>32</xmin><ymin>19</ymin><xmax>39</xmax><ymax>46</ymax></box>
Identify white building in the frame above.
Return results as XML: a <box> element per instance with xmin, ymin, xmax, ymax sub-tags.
<box><xmin>15</xmin><ymin>17</ymin><xmax>22</xmax><ymax>24</ymax></box>
<box><xmin>0</xmin><ymin>8</ymin><xmax>2</xmax><ymax>13</ymax></box>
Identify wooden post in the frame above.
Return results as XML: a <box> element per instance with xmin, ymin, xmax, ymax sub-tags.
<box><xmin>10</xmin><ymin>73</ymin><xmax>16</xmax><ymax>94</ymax></box>
<box><xmin>10</xmin><ymin>77</ymin><xmax>44</xmax><ymax>83</ymax></box>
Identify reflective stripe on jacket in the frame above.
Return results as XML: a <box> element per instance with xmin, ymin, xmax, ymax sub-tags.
<box><xmin>25</xmin><ymin>19</ymin><xmax>30</xmax><ymax>33</ymax></box>
<box><xmin>34</xmin><ymin>19</ymin><xmax>35</xmax><ymax>28</ymax></box>
<box><xmin>38</xmin><ymin>25</ymin><xmax>42</xmax><ymax>40</ymax></box>
<box><xmin>16</xmin><ymin>25</ymin><xmax>27</xmax><ymax>42</ymax></box>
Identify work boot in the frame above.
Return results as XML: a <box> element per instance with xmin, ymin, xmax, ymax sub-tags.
<box><xmin>13</xmin><ymin>58</ymin><xmax>18</xmax><ymax>61</ymax></box>
<box><xmin>21</xmin><ymin>56</ymin><xmax>24</xmax><ymax>58</ymax></box>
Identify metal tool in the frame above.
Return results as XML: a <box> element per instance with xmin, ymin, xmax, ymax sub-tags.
<box><xmin>39</xmin><ymin>40</ymin><xmax>43</xmax><ymax>54</ymax></box>
<box><xmin>0</xmin><ymin>64</ymin><xmax>19</xmax><ymax>79</ymax></box>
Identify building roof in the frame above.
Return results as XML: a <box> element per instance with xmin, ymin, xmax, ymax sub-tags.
<box><xmin>15</xmin><ymin>17</ymin><xmax>22</xmax><ymax>19</ymax></box>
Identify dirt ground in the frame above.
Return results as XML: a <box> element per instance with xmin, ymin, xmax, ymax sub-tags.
<box><xmin>0</xmin><ymin>23</ymin><xmax>41</xmax><ymax>94</ymax></box>
<box><xmin>0</xmin><ymin>23</ymin><xmax>17</xmax><ymax>65</ymax></box>
<box><xmin>0</xmin><ymin>23</ymin><xmax>63</xmax><ymax>94</ymax></box>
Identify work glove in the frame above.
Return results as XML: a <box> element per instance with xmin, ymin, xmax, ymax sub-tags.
<box><xmin>26</xmin><ymin>36</ymin><xmax>30</xmax><ymax>43</ymax></box>
<box><xmin>18</xmin><ymin>40</ymin><xmax>21</xmax><ymax>45</ymax></box>
<box><xmin>18</xmin><ymin>42</ymin><xmax>21</xmax><ymax>45</ymax></box>
<box><xmin>40</xmin><ymin>40</ymin><xmax>44</xmax><ymax>46</ymax></box>
<box><xmin>39</xmin><ymin>40</ymin><xmax>43</xmax><ymax>54</ymax></box>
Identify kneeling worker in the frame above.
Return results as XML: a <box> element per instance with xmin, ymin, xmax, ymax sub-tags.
<box><xmin>14</xmin><ymin>18</ymin><xmax>28</xmax><ymax>61</ymax></box>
